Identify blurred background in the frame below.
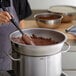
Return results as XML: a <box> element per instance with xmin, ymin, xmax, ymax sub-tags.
<box><xmin>28</xmin><ymin>0</ymin><xmax>76</xmax><ymax>10</ymax></box>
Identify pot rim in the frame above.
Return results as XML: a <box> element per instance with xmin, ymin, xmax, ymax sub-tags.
<box><xmin>10</xmin><ymin>28</ymin><xmax>67</xmax><ymax>47</ymax></box>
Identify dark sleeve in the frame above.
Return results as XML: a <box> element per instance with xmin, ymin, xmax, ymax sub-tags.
<box><xmin>13</xmin><ymin>0</ymin><xmax>32</xmax><ymax>21</ymax></box>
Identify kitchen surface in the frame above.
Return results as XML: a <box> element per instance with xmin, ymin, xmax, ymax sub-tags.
<box><xmin>28</xmin><ymin>0</ymin><xmax>76</xmax><ymax>9</ymax></box>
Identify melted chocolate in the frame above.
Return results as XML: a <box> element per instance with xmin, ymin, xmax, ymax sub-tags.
<box><xmin>12</xmin><ymin>34</ymin><xmax>58</xmax><ymax>45</ymax></box>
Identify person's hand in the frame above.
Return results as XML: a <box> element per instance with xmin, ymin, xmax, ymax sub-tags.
<box><xmin>0</xmin><ymin>11</ymin><xmax>11</xmax><ymax>24</ymax></box>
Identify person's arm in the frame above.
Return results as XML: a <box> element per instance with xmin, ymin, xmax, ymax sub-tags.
<box><xmin>13</xmin><ymin>0</ymin><xmax>32</xmax><ymax>21</ymax></box>
<box><xmin>13</xmin><ymin>0</ymin><xmax>32</xmax><ymax>29</ymax></box>
<box><xmin>19</xmin><ymin>20</ymin><xmax>26</xmax><ymax>29</ymax></box>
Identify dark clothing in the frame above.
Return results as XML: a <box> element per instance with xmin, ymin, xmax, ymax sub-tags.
<box><xmin>13</xmin><ymin>0</ymin><xmax>32</xmax><ymax>20</ymax></box>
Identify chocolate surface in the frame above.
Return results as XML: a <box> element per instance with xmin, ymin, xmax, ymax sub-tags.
<box><xmin>36</xmin><ymin>14</ymin><xmax>61</xmax><ymax>20</ymax></box>
<box><xmin>12</xmin><ymin>34</ymin><xmax>58</xmax><ymax>45</ymax></box>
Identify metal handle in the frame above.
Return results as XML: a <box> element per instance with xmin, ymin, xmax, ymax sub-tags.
<box><xmin>61</xmin><ymin>42</ymin><xmax>70</xmax><ymax>53</ymax></box>
<box><xmin>3</xmin><ymin>47</ymin><xmax>20</xmax><ymax>61</ymax></box>
<box><xmin>8</xmin><ymin>53</ymin><xmax>21</xmax><ymax>61</ymax></box>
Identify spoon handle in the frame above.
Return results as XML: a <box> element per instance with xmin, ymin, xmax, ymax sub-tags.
<box><xmin>10</xmin><ymin>19</ymin><xmax>24</xmax><ymax>35</ymax></box>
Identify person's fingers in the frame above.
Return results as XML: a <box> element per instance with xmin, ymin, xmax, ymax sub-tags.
<box><xmin>0</xmin><ymin>11</ymin><xmax>11</xmax><ymax>23</ymax></box>
<box><xmin>4</xmin><ymin>11</ymin><xmax>12</xmax><ymax>20</ymax></box>
<box><xmin>2</xmin><ymin>11</ymin><xmax>11</xmax><ymax>22</ymax></box>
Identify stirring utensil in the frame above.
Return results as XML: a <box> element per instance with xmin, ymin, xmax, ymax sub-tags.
<box><xmin>10</xmin><ymin>19</ymin><xmax>35</xmax><ymax>45</ymax></box>
<box><xmin>0</xmin><ymin>2</ymin><xmax>35</xmax><ymax>45</ymax></box>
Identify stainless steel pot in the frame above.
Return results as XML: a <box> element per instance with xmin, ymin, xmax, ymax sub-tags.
<box><xmin>9</xmin><ymin>28</ymin><xmax>70</xmax><ymax>76</ymax></box>
<box><xmin>20</xmin><ymin>52</ymin><xmax>62</xmax><ymax>76</ymax></box>
<box><xmin>10</xmin><ymin>28</ymin><xmax>68</xmax><ymax>56</ymax></box>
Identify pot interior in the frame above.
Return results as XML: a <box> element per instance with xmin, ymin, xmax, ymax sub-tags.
<box><xmin>10</xmin><ymin>28</ymin><xmax>66</xmax><ymax>45</ymax></box>
<box><xmin>10</xmin><ymin>28</ymin><xmax>67</xmax><ymax>56</ymax></box>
